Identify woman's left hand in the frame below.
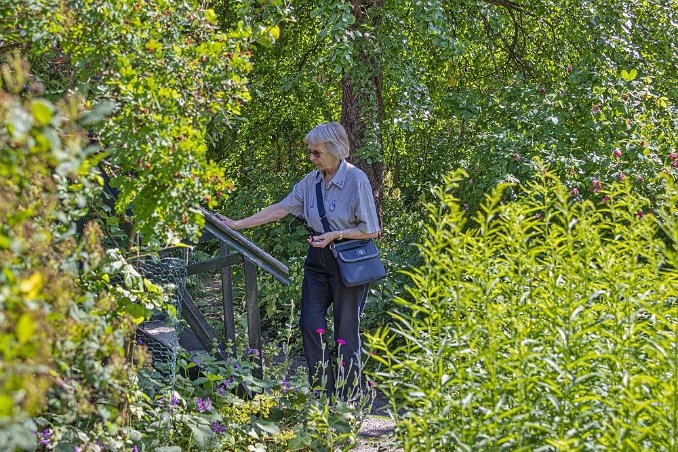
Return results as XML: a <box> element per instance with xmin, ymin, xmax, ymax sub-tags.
<box><xmin>308</xmin><ymin>233</ymin><xmax>335</xmax><ymax>248</ymax></box>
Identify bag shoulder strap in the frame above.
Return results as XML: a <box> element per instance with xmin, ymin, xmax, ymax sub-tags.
<box><xmin>315</xmin><ymin>179</ymin><xmax>332</xmax><ymax>234</ymax></box>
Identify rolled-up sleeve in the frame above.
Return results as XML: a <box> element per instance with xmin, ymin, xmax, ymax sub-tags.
<box><xmin>354</xmin><ymin>179</ymin><xmax>380</xmax><ymax>234</ymax></box>
<box><xmin>279</xmin><ymin>180</ymin><xmax>305</xmax><ymax>217</ymax></box>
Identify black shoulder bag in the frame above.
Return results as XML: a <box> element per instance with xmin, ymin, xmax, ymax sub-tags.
<box><xmin>315</xmin><ymin>180</ymin><xmax>386</xmax><ymax>287</ymax></box>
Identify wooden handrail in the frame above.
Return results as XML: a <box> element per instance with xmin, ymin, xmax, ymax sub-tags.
<box><xmin>199</xmin><ymin>207</ymin><xmax>290</xmax><ymax>285</ymax></box>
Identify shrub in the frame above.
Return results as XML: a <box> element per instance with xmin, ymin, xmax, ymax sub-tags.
<box><xmin>0</xmin><ymin>55</ymin><xmax>167</xmax><ymax>450</ymax></box>
<box><xmin>370</xmin><ymin>169</ymin><xmax>677</xmax><ymax>450</ymax></box>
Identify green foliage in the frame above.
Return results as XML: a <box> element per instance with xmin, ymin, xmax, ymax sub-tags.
<box><xmin>2</xmin><ymin>0</ymin><xmax>277</xmax><ymax>246</ymax></box>
<box><xmin>370</xmin><ymin>170</ymin><xmax>677</xmax><ymax>450</ymax></box>
<box><xmin>0</xmin><ymin>56</ymin><xmax>165</xmax><ymax>450</ymax></box>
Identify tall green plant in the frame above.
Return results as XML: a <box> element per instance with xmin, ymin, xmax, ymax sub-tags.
<box><xmin>369</xmin><ymin>170</ymin><xmax>677</xmax><ymax>450</ymax></box>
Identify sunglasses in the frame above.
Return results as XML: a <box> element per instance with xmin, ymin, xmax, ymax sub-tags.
<box><xmin>307</xmin><ymin>149</ymin><xmax>324</xmax><ymax>158</ymax></box>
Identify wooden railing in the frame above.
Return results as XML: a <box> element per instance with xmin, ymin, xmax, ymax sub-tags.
<box><xmin>180</xmin><ymin>208</ymin><xmax>289</xmax><ymax>378</ymax></box>
<box><xmin>97</xmin><ymin>164</ymin><xmax>289</xmax><ymax>378</ymax></box>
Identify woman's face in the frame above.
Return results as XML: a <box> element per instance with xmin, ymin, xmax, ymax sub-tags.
<box><xmin>307</xmin><ymin>143</ymin><xmax>339</xmax><ymax>173</ymax></box>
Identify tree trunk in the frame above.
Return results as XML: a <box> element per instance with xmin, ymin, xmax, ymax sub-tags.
<box><xmin>340</xmin><ymin>0</ymin><xmax>384</xmax><ymax>226</ymax></box>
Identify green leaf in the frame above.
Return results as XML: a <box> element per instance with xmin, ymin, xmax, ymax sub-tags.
<box><xmin>205</xmin><ymin>8</ymin><xmax>218</xmax><ymax>24</ymax></box>
<box><xmin>31</xmin><ymin>100</ymin><xmax>54</xmax><ymax>126</ymax></box>
<box><xmin>621</xmin><ymin>69</ymin><xmax>638</xmax><ymax>81</ymax></box>
<box><xmin>16</xmin><ymin>314</ymin><xmax>35</xmax><ymax>344</ymax></box>
<box><xmin>0</xmin><ymin>394</ymin><xmax>15</xmax><ymax>416</ymax></box>
<box><xmin>186</xmin><ymin>419</ymin><xmax>214</xmax><ymax>449</ymax></box>
<box><xmin>255</xmin><ymin>420</ymin><xmax>280</xmax><ymax>435</ymax></box>
<box><xmin>80</xmin><ymin>101</ymin><xmax>117</xmax><ymax>126</ymax></box>
<box><xmin>123</xmin><ymin>303</ymin><xmax>149</xmax><ymax>324</ymax></box>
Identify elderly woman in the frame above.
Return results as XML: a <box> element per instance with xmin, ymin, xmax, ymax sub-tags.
<box><xmin>217</xmin><ymin>122</ymin><xmax>380</xmax><ymax>400</ymax></box>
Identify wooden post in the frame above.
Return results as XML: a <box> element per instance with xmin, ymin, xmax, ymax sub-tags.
<box><xmin>220</xmin><ymin>242</ymin><xmax>237</xmax><ymax>355</ymax></box>
<box><xmin>243</xmin><ymin>257</ymin><xmax>263</xmax><ymax>378</ymax></box>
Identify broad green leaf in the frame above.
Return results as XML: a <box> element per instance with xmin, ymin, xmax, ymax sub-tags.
<box><xmin>621</xmin><ymin>69</ymin><xmax>638</xmax><ymax>81</ymax></box>
<box><xmin>16</xmin><ymin>314</ymin><xmax>36</xmax><ymax>344</ymax></box>
<box><xmin>31</xmin><ymin>100</ymin><xmax>54</xmax><ymax>126</ymax></box>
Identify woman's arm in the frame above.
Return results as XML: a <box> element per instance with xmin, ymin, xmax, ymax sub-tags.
<box><xmin>308</xmin><ymin>227</ymin><xmax>379</xmax><ymax>248</ymax></box>
<box><xmin>216</xmin><ymin>203</ymin><xmax>289</xmax><ymax>230</ymax></box>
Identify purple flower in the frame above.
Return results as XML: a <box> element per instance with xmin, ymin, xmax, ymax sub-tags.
<box><xmin>219</xmin><ymin>384</ymin><xmax>226</xmax><ymax>396</ymax></box>
<box><xmin>37</xmin><ymin>428</ymin><xmax>51</xmax><ymax>446</ymax></box>
<box><xmin>137</xmin><ymin>337</ymin><xmax>143</xmax><ymax>344</ymax></box>
<box><xmin>315</xmin><ymin>328</ymin><xmax>325</xmax><ymax>334</ymax></box>
<box><xmin>280</xmin><ymin>380</ymin><xmax>291</xmax><ymax>392</ymax></box>
<box><xmin>247</xmin><ymin>348</ymin><xmax>260</xmax><ymax>357</ymax></box>
<box><xmin>132</xmin><ymin>446</ymin><xmax>139</xmax><ymax>452</ymax></box>
<box><xmin>196</xmin><ymin>397</ymin><xmax>212</xmax><ymax>413</ymax></box>
<box><xmin>336</xmin><ymin>339</ymin><xmax>346</xmax><ymax>346</ymax></box>
<box><xmin>636</xmin><ymin>210</ymin><xmax>645</xmax><ymax>218</ymax></box>
<box><xmin>613</xmin><ymin>148</ymin><xmax>622</xmax><ymax>158</ymax></box>
<box><xmin>74</xmin><ymin>447</ymin><xmax>82</xmax><ymax>452</ymax></box>
<box><xmin>463</xmin><ymin>203</ymin><xmax>470</xmax><ymax>211</ymax></box>
<box><xmin>170</xmin><ymin>394</ymin><xmax>180</xmax><ymax>407</ymax></box>
<box><xmin>601</xmin><ymin>196</ymin><xmax>610</xmax><ymax>204</ymax></box>
<box><xmin>617</xmin><ymin>171</ymin><xmax>625</xmax><ymax>182</ymax></box>
<box><xmin>212</xmin><ymin>421</ymin><xmax>226</xmax><ymax>434</ymax></box>
<box><xmin>571</xmin><ymin>187</ymin><xmax>579</xmax><ymax>196</ymax></box>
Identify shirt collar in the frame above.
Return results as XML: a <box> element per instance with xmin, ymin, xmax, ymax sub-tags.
<box><xmin>316</xmin><ymin>159</ymin><xmax>348</xmax><ymax>189</ymax></box>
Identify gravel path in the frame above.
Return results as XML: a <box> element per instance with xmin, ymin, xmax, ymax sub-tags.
<box><xmin>355</xmin><ymin>415</ymin><xmax>400</xmax><ymax>451</ymax></box>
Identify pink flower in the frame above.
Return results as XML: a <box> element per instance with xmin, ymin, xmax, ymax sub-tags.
<box><xmin>534</xmin><ymin>213</ymin><xmax>542</xmax><ymax>219</ymax></box>
<box><xmin>673</xmin><ymin>159</ymin><xmax>678</xmax><ymax>168</ymax></box>
<box><xmin>613</xmin><ymin>148</ymin><xmax>622</xmax><ymax>158</ymax></box>
<box><xmin>315</xmin><ymin>328</ymin><xmax>325</xmax><ymax>334</ymax></box>
<box><xmin>618</xmin><ymin>171</ymin><xmax>625</xmax><ymax>182</ymax></box>
<box><xmin>571</xmin><ymin>187</ymin><xmax>579</xmax><ymax>196</ymax></box>
<box><xmin>368</xmin><ymin>381</ymin><xmax>378</xmax><ymax>387</ymax></box>
<box><xmin>514</xmin><ymin>154</ymin><xmax>521</xmax><ymax>161</ymax></box>
<box><xmin>592</xmin><ymin>179</ymin><xmax>602</xmax><ymax>190</ymax></box>
<box><xmin>668</xmin><ymin>153</ymin><xmax>678</xmax><ymax>159</ymax></box>
<box><xmin>601</xmin><ymin>196</ymin><xmax>610</xmax><ymax>204</ymax></box>
<box><xmin>637</xmin><ymin>175</ymin><xmax>644</xmax><ymax>182</ymax></box>
<box><xmin>636</xmin><ymin>210</ymin><xmax>645</xmax><ymax>218</ymax></box>
<box><xmin>591</xmin><ymin>104</ymin><xmax>602</xmax><ymax>114</ymax></box>
<box><xmin>336</xmin><ymin>339</ymin><xmax>346</xmax><ymax>346</ymax></box>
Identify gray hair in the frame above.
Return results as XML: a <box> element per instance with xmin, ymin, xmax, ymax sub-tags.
<box><xmin>304</xmin><ymin>122</ymin><xmax>350</xmax><ymax>160</ymax></box>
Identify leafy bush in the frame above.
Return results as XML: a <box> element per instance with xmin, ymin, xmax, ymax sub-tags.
<box><xmin>370</xmin><ymin>170</ymin><xmax>677</xmax><ymax>450</ymax></box>
<box><xmin>0</xmin><ymin>55</ymin><xmax>166</xmax><ymax>450</ymax></box>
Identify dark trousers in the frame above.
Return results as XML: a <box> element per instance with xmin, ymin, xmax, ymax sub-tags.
<box><xmin>299</xmin><ymin>245</ymin><xmax>369</xmax><ymax>401</ymax></box>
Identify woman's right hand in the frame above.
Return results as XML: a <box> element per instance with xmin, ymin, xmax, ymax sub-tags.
<box><xmin>215</xmin><ymin>213</ymin><xmax>239</xmax><ymax>230</ymax></box>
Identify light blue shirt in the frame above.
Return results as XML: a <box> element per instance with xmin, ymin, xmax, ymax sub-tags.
<box><xmin>279</xmin><ymin>160</ymin><xmax>381</xmax><ymax>234</ymax></box>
